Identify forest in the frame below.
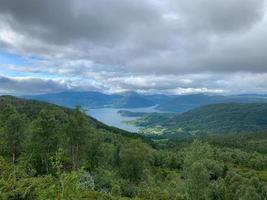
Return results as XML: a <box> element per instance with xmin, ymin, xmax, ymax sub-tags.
<box><xmin>0</xmin><ymin>96</ymin><xmax>267</xmax><ymax>199</ymax></box>
<box><xmin>127</xmin><ymin>103</ymin><xmax>267</xmax><ymax>139</ymax></box>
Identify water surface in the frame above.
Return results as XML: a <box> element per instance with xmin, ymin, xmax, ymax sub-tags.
<box><xmin>87</xmin><ymin>106</ymin><xmax>161</xmax><ymax>132</ymax></box>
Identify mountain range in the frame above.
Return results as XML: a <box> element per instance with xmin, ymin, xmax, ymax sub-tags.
<box><xmin>24</xmin><ymin>91</ymin><xmax>172</xmax><ymax>109</ymax></box>
<box><xmin>24</xmin><ymin>91</ymin><xmax>267</xmax><ymax>112</ymax></box>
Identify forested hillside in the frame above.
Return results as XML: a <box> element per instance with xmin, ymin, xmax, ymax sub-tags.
<box><xmin>0</xmin><ymin>96</ymin><xmax>267</xmax><ymax>199</ymax></box>
<box><xmin>131</xmin><ymin>103</ymin><xmax>267</xmax><ymax>138</ymax></box>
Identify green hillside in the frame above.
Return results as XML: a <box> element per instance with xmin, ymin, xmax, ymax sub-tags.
<box><xmin>132</xmin><ymin>103</ymin><xmax>267</xmax><ymax>138</ymax></box>
<box><xmin>0</xmin><ymin>96</ymin><xmax>267</xmax><ymax>199</ymax></box>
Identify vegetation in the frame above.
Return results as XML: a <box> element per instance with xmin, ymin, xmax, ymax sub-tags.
<box><xmin>131</xmin><ymin>103</ymin><xmax>267</xmax><ymax>139</ymax></box>
<box><xmin>0</xmin><ymin>96</ymin><xmax>267</xmax><ymax>199</ymax></box>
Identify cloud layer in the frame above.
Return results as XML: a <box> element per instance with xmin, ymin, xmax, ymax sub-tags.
<box><xmin>0</xmin><ymin>0</ymin><xmax>267</xmax><ymax>94</ymax></box>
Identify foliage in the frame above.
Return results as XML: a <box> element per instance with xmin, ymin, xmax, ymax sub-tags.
<box><xmin>132</xmin><ymin>103</ymin><xmax>267</xmax><ymax>139</ymax></box>
<box><xmin>0</xmin><ymin>96</ymin><xmax>266</xmax><ymax>199</ymax></box>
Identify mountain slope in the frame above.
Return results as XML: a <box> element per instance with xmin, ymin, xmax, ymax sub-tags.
<box><xmin>157</xmin><ymin>93</ymin><xmax>267</xmax><ymax>112</ymax></box>
<box><xmin>168</xmin><ymin>103</ymin><xmax>267</xmax><ymax>134</ymax></box>
<box><xmin>133</xmin><ymin>103</ymin><xmax>267</xmax><ymax>138</ymax></box>
<box><xmin>0</xmin><ymin>95</ymin><xmax>141</xmax><ymax>137</ymax></box>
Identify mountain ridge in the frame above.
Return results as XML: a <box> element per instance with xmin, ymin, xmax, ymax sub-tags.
<box><xmin>24</xmin><ymin>91</ymin><xmax>267</xmax><ymax>112</ymax></box>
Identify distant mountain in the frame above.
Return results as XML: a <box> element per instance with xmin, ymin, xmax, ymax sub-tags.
<box><xmin>143</xmin><ymin>94</ymin><xmax>175</xmax><ymax>105</ymax></box>
<box><xmin>24</xmin><ymin>92</ymin><xmax>267</xmax><ymax>111</ymax></box>
<box><xmin>112</xmin><ymin>92</ymin><xmax>155</xmax><ymax>108</ymax></box>
<box><xmin>113</xmin><ymin>92</ymin><xmax>173</xmax><ymax>107</ymax></box>
<box><xmin>25</xmin><ymin>91</ymin><xmax>156</xmax><ymax>108</ymax></box>
<box><xmin>133</xmin><ymin>103</ymin><xmax>267</xmax><ymax>138</ymax></box>
<box><xmin>24</xmin><ymin>91</ymin><xmax>118</xmax><ymax>108</ymax></box>
<box><xmin>157</xmin><ymin>93</ymin><xmax>267</xmax><ymax>112</ymax></box>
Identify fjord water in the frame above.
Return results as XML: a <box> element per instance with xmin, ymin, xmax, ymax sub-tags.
<box><xmin>87</xmin><ymin>106</ymin><xmax>161</xmax><ymax>132</ymax></box>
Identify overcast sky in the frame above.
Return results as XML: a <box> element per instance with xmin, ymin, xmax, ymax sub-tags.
<box><xmin>0</xmin><ymin>0</ymin><xmax>267</xmax><ymax>95</ymax></box>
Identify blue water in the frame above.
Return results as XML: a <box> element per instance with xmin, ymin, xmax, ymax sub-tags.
<box><xmin>87</xmin><ymin>106</ymin><xmax>161</xmax><ymax>132</ymax></box>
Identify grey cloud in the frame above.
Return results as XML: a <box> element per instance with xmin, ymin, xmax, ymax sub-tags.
<box><xmin>0</xmin><ymin>0</ymin><xmax>159</xmax><ymax>45</ymax></box>
<box><xmin>1</xmin><ymin>0</ymin><xmax>266</xmax><ymax>73</ymax></box>
<box><xmin>0</xmin><ymin>75</ymin><xmax>84</xmax><ymax>94</ymax></box>
<box><xmin>0</xmin><ymin>0</ymin><xmax>267</xmax><ymax>94</ymax></box>
<box><xmin>1</xmin><ymin>71</ymin><xmax>267</xmax><ymax>95</ymax></box>
<box><xmin>199</xmin><ymin>26</ymin><xmax>267</xmax><ymax>73</ymax></box>
<box><xmin>169</xmin><ymin>0</ymin><xmax>265</xmax><ymax>33</ymax></box>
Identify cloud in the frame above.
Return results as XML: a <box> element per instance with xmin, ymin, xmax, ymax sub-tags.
<box><xmin>168</xmin><ymin>0</ymin><xmax>265</xmax><ymax>33</ymax></box>
<box><xmin>1</xmin><ymin>70</ymin><xmax>267</xmax><ymax>95</ymax></box>
<box><xmin>0</xmin><ymin>0</ymin><xmax>267</xmax><ymax>94</ymax></box>
<box><xmin>0</xmin><ymin>75</ymin><xmax>101</xmax><ymax>95</ymax></box>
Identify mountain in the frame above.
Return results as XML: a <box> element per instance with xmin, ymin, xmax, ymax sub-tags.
<box><xmin>133</xmin><ymin>103</ymin><xmax>267</xmax><ymax>138</ymax></box>
<box><xmin>157</xmin><ymin>93</ymin><xmax>267</xmax><ymax>112</ymax></box>
<box><xmin>143</xmin><ymin>94</ymin><xmax>175</xmax><ymax>105</ymax></box>
<box><xmin>25</xmin><ymin>91</ymin><xmax>156</xmax><ymax>108</ymax></box>
<box><xmin>112</xmin><ymin>92</ymin><xmax>155</xmax><ymax>108</ymax></box>
<box><xmin>25</xmin><ymin>92</ymin><xmax>267</xmax><ymax>111</ymax></box>
<box><xmin>24</xmin><ymin>91</ymin><xmax>115</xmax><ymax>108</ymax></box>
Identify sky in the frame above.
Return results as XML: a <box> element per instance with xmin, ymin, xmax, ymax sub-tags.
<box><xmin>0</xmin><ymin>0</ymin><xmax>267</xmax><ymax>95</ymax></box>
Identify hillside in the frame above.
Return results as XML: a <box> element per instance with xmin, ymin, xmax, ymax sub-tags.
<box><xmin>132</xmin><ymin>103</ymin><xmax>267</xmax><ymax>138</ymax></box>
<box><xmin>0</xmin><ymin>96</ymin><xmax>267</xmax><ymax>199</ymax></box>
<box><xmin>157</xmin><ymin>93</ymin><xmax>267</xmax><ymax>112</ymax></box>
<box><xmin>0</xmin><ymin>95</ymin><xmax>142</xmax><ymax>137</ymax></box>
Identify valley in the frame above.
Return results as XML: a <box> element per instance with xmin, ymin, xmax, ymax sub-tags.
<box><xmin>24</xmin><ymin>92</ymin><xmax>267</xmax><ymax>136</ymax></box>
<box><xmin>2</xmin><ymin>1</ymin><xmax>267</xmax><ymax>199</ymax></box>
<box><xmin>0</xmin><ymin>96</ymin><xmax>267</xmax><ymax>199</ymax></box>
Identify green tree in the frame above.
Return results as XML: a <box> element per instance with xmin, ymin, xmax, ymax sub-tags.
<box><xmin>3</xmin><ymin>112</ymin><xmax>26</xmax><ymax>165</ymax></box>
<box><xmin>186</xmin><ymin>161</ymin><xmax>210</xmax><ymax>200</ymax></box>
<box><xmin>28</xmin><ymin>108</ymin><xmax>60</xmax><ymax>174</ymax></box>
<box><xmin>65</xmin><ymin>106</ymin><xmax>88</xmax><ymax>170</ymax></box>
<box><xmin>120</xmin><ymin>140</ymin><xmax>150</xmax><ymax>182</ymax></box>
<box><xmin>183</xmin><ymin>141</ymin><xmax>219</xmax><ymax>200</ymax></box>
<box><xmin>0</xmin><ymin>105</ymin><xmax>26</xmax><ymax>165</ymax></box>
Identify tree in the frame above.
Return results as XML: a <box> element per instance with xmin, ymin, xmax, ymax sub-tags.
<box><xmin>3</xmin><ymin>112</ymin><xmax>26</xmax><ymax>165</ymax></box>
<box><xmin>120</xmin><ymin>140</ymin><xmax>149</xmax><ymax>182</ymax></box>
<box><xmin>186</xmin><ymin>161</ymin><xmax>210</xmax><ymax>200</ymax></box>
<box><xmin>28</xmin><ymin>108</ymin><xmax>60</xmax><ymax>174</ymax></box>
<box><xmin>183</xmin><ymin>141</ymin><xmax>219</xmax><ymax>200</ymax></box>
<box><xmin>0</xmin><ymin>105</ymin><xmax>26</xmax><ymax>165</ymax></box>
<box><xmin>65</xmin><ymin>106</ymin><xmax>88</xmax><ymax>170</ymax></box>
